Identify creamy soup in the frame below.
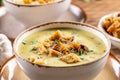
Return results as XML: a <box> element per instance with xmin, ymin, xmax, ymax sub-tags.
<box><xmin>18</xmin><ymin>28</ymin><xmax>106</xmax><ymax>66</ymax></box>
<box><xmin>9</xmin><ymin>0</ymin><xmax>61</xmax><ymax>5</ymax></box>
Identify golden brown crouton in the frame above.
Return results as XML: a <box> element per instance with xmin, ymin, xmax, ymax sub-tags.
<box><xmin>60</xmin><ymin>36</ymin><xmax>75</xmax><ymax>43</ymax></box>
<box><xmin>69</xmin><ymin>42</ymin><xmax>80</xmax><ymax>51</ymax></box>
<box><xmin>105</xmin><ymin>17</ymin><xmax>113</xmax><ymax>23</ymax></box>
<box><xmin>34</xmin><ymin>58</ymin><xmax>45</xmax><ymax>65</ymax></box>
<box><xmin>36</xmin><ymin>43</ymin><xmax>47</xmax><ymax>54</ymax></box>
<box><xmin>113</xmin><ymin>28</ymin><xmax>120</xmax><ymax>38</ymax></box>
<box><xmin>113</xmin><ymin>17</ymin><xmax>120</xmax><ymax>22</ymax></box>
<box><xmin>38</xmin><ymin>0</ymin><xmax>54</xmax><ymax>4</ymax></box>
<box><xmin>49</xmin><ymin>30</ymin><xmax>62</xmax><ymax>41</ymax></box>
<box><xmin>102</xmin><ymin>20</ymin><xmax>112</xmax><ymax>30</ymax></box>
<box><xmin>80</xmin><ymin>44</ymin><xmax>89</xmax><ymax>51</ymax></box>
<box><xmin>23</xmin><ymin>0</ymin><xmax>32</xmax><ymax>4</ymax></box>
<box><xmin>29</xmin><ymin>56</ymin><xmax>45</xmax><ymax>65</ymax></box>
<box><xmin>43</xmin><ymin>41</ymin><xmax>54</xmax><ymax>48</ymax></box>
<box><xmin>38</xmin><ymin>0</ymin><xmax>46</xmax><ymax>4</ymax></box>
<box><xmin>60</xmin><ymin>53</ymin><xmax>80</xmax><ymax>64</ymax></box>
<box><xmin>49</xmin><ymin>49</ymin><xmax>61</xmax><ymax>57</ymax></box>
<box><xmin>54</xmin><ymin>42</ymin><xmax>69</xmax><ymax>54</ymax></box>
<box><xmin>29</xmin><ymin>55</ymin><xmax>36</xmax><ymax>62</ymax></box>
<box><xmin>107</xmin><ymin>21</ymin><xmax>120</xmax><ymax>34</ymax></box>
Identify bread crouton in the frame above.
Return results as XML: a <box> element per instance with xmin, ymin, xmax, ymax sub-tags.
<box><xmin>23</xmin><ymin>0</ymin><xmax>32</xmax><ymax>4</ymax></box>
<box><xmin>113</xmin><ymin>28</ymin><xmax>120</xmax><ymax>38</ymax></box>
<box><xmin>54</xmin><ymin>42</ymin><xmax>69</xmax><ymax>54</ymax></box>
<box><xmin>107</xmin><ymin>21</ymin><xmax>120</xmax><ymax>34</ymax></box>
<box><xmin>28</xmin><ymin>55</ymin><xmax>36</xmax><ymax>62</ymax></box>
<box><xmin>69</xmin><ymin>42</ymin><xmax>80</xmax><ymax>51</ymax></box>
<box><xmin>113</xmin><ymin>17</ymin><xmax>120</xmax><ymax>22</ymax></box>
<box><xmin>34</xmin><ymin>58</ymin><xmax>45</xmax><ymax>65</ymax></box>
<box><xmin>80</xmin><ymin>44</ymin><xmax>89</xmax><ymax>51</ymax></box>
<box><xmin>49</xmin><ymin>49</ymin><xmax>61</xmax><ymax>57</ymax></box>
<box><xmin>49</xmin><ymin>30</ymin><xmax>62</xmax><ymax>41</ymax></box>
<box><xmin>28</xmin><ymin>56</ymin><xmax>45</xmax><ymax>65</ymax></box>
<box><xmin>102</xmin><ymin>20</ymin><xmax>112</xmax><ymax>30</ymax></box>
<box><xmin>60</xmin><ymin>53</ymin><xmax>80</xmax><ymax>64</ymax></box>
<box><xmin>38</xmin><ymin>0</ymin><xmax>46</xmax><ymax>4</ymax></box>
<box><xmin>36</xmin><ymin>43</ymin><xmax>47</xmax><ymax>54</ymax></box>
<box><xmin>43</xmin><ymin>41</ymin><xmax>54</xmax><ymax>48</ymax></box>
<box><xmin>60</xmin><ymin>36</ymin><xmax>75</xmax><ymax>43</ymax></box>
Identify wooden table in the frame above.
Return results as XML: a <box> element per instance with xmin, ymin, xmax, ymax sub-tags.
<box><xmin>72</xmin><ymin>0</ymin><xmax>120</xmax><ymax>26</ymax></box>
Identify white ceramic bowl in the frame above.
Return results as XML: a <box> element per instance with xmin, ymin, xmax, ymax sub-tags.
<box><xmin>98</xmin><ymin>12</ymin><xmax>120</xmax><ymax>49</ymax></box>
<box><xmin>3</xmin><ymin>0</ymin><xmax>71</xmax><ymax>28</ymax></box>
<box><xmin>13</xmin><ymin>22</ymin><xmax>111</xmax><ymax>80</ymax></box>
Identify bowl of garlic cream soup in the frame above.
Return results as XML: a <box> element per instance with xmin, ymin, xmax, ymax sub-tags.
<box><xmin>13</xmin><ymin>22</ymin><xmax>111</xmax><ymax>80</ymax></box>
<box><xmin>3</xmin><ymin>0</ymin><xmax>71</xmax><ymax>27</ymax></box>
<box><xmin>8</xmin><ymin>0</ymin><xmax>62</xmax><ymax>5</ymax></box>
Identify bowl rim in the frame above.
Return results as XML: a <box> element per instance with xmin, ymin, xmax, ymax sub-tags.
<box><xmin>13</xmin><ymin>21</ymin><xmax>111</xmax><ymax>68</ymax></box>
<box><xmin>98</xmin><ymin>12</ymin><xmax>120</xmax><ymax>43</ymax></box>
<box><xmin>4</xmin><ymin>0</ymin><xmax>67</xmax><ymax>7</ymax></box>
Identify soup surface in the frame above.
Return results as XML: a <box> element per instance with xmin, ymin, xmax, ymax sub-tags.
<box><xmin>18</xmin><ymin>28</ymin><xmax>106</xmax><ymax>66</ymax></box>
<box><xmin>8</xmin><ymin>0</ymin><xmax>61</xmax><ymax>5</ymax></box>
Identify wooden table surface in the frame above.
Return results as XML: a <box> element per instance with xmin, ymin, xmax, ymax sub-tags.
<box><xmin>72</xmin><ymin>0</ymin><xmax>120</xmax><ymax>26</ymax></box>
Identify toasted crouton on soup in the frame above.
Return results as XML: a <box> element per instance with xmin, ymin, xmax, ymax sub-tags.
<box><xmin>60</xmin><ymin>53</ymin><xmax>80</xmax><ymax>64</ymax></box>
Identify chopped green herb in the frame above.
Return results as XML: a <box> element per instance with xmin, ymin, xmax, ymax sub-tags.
<box><xmin>87</xmin><ymin>50</ymin><xmax>94</xmax><ymax>53</ymax></box>
<box><xmin>28</xmin><ymin>58</ymin><xmax>30</xmax><ymax>60</ymax></box>
<box><xmin>78</xmin><ymin>49</ymin><xmax>84</xmax><ymax>55</ymax></box>
<box><xmin>54</xmin><ymin>39</ymin><xmax>59</xmax><ymax>44</ymax></box>
<box><xmin>89</xmin><ymin>37</ymin><xmax>94</xmax><ymax>39</ymax></box>
<box><xmin>30</xmin><ymin>47</ymin><xmax>36</xmax><ymax>52</ymax></box>
<box><xmin>103</xmin><ymin>50</ymin><xmax>106</xmax><ymax>52</ymax></box>
<box><xmin>22</xmin><ymin>42</ymin><xmax>26</xmax><ymax>45</ymax></box>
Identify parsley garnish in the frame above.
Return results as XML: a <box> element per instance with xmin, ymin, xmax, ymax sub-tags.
<box><xmin>30</xmin><ymin>47</ymin><xmax>36</xmax><ymax>52</ymax></box>
<box><xmin>87</xmin><ymin>50</ymin><xmax>94</xmax><ymax>53</ymax></box>
<box><xmin>78</xmin><ymin>49</ymin><xmax>84</xmax><ymax>55</ymax></box>
<box><xmin>22</xmin><ymin>42</ymin><xmax>26</xmax><ymax>45</ymax></box>
<box><xmin>54</xmin><ymin>39</ymin><xmax>59</xmax><ymax>44</ymax></box>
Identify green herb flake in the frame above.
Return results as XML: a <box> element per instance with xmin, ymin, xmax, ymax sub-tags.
<box><xmin>54</xmin><ymin>39</ymin><xmax>59</xmax><ymax>44</ymax></box>
<box><xmin>103</xmin><ymin>50</ymin><xmax>106</xmax><ymax>52</ymax></box>
<box><xmin>89</xmin><ymin>37</ymin><xmax>94</xmax><ymax>39</ymax></box>
<box><xmin>30</xmin><ymin>47</ymin><xmax>36</xmax><ymax>52</ymax></box>
<box><xmin>22</xmin><ymin>42</ymin><xmax>26</xmax><ymax>45</ymax></box>
<box><xmin>78</xmin><ymin>49</ymin><xmax>84</xmax><ymax>56</ymax></box>
<box><xmin>87</xmin><ymin>50</ymin><xmax>94</xmax><ymax>53</ymax></box>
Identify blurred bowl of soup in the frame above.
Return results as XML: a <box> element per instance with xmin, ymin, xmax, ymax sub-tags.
<box><xmin>3</xmin><ymin>0</ymin><xmax>71</xmax><ymax>28</ymax></box>
<box><xmin>13</xmin><ymin>22</ymin><xmax>111</xmax><ymax>80</ymax></box>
